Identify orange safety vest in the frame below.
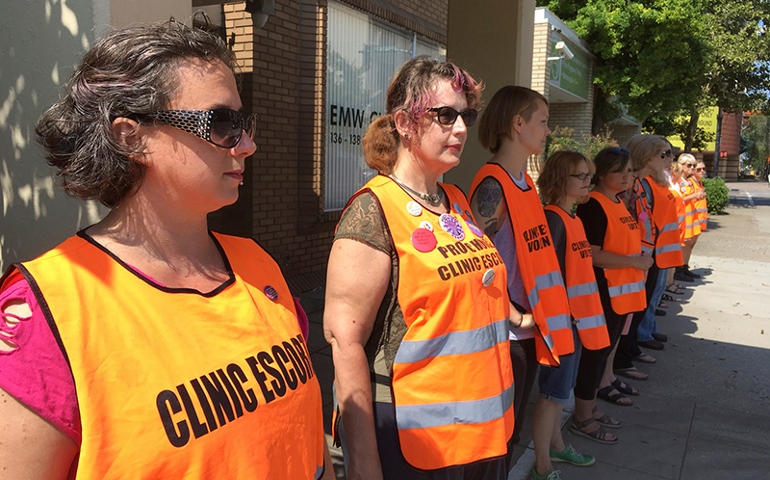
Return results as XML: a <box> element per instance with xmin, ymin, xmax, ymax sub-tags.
<box><xmin>589</xmin><ymin>192</ymin><xmax>647</xmax><ymax>315</ymax></box>
<box><xmin>470</xmin><ymin>164</ymin><xmax>573</xmax><ymax>366</ymax></box>
<box><xmin>348</xmin><ymin>176</ymin><xmax>514</xmax><ymax>471</ymax></box>
<box><xmin>669</xmin><ymin>181</ymin><xmax>687</xmax><ymax>245</ymax></box>
<box><xmin>693</xmin><ymin>178</ymin><xmax>708</xmax><ymax>230</ymax></box>
<box><xmin>631</xmin><ymin>177</ymin><xmax>657</xmax><ymax>257</ymax></box>
<box><xmin>12</xmin><ymin>233</ymin><xmax>325</xmax><ymax>480</ymax></box>
<box><xmin>543</xmin><ymin>205</ymin><xmax>610</xmax><ymax>351</ymax></box>
<box><xmin>646</xmin><ymin>177</ymin><xmax>684</xmax><ymax>268</ymax></box>
<box><xmin>679</xmin><ymin>178</ymin><xmax>701</xmax><ymax>238</ymax></box>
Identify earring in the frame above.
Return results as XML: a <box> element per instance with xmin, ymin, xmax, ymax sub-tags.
<box><xmin>404</xmin><ymin>133</ymin><xmax>410</xmax><ymax>141</ymax></box>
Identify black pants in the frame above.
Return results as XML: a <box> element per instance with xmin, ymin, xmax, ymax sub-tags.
<box><xmin>508</xmin><ymin>338</ymin><xmax>537</xmax><ymax>447</ymax></box>
<box><xmin>614</xmin><ymin>262</ymin><xmax>659</xmax><ymax>369</ymax></box>
<box><xmin>574</xmin><ymin>288</ymin><xmax>625</xmax><ymax>401</ymax></box>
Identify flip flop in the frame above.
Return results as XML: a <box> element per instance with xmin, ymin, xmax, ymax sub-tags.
<box><xmin>611</xmin><ymin>378</ymin><xmax>639</xmax><ymax>396</ymax></box>
<box><xmin>597</xmin><ymin>385</ymin><xmax>633</xmax><ymax>406</ymax></box>
<box><xmin>633</xmin><ymin>353</ymin><xmax>657</xmax><ymax>364</ymax></box>
<box><xmin>614</xmin><ymin>367</ymin><xmax>649</xmax><ymax>381</ymax></box>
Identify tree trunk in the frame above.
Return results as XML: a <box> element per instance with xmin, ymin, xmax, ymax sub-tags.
<box><xmin>684</xmin><ymin>110</ymin><xmax>699</xmax><ymax>152</ymax></box>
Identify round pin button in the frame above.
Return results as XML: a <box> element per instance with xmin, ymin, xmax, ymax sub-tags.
<box><xmin>465</xmin><ymin>210</ymin><xmax>473</xmax><ymax>219</ymax></box>
<box><xmin>638</xmin><ymin>211</ymin><xmax>649</xmax><ymax>221</ymax></box>
<box><xmin>453</xmin><ymin>202</ymin><xmax>463</xmax><ymax>214</ymax></box>
<box><xmin>439</xmin><ymin>213</ymin><xmax>466</xmax><ymax>241</ymax></box>
<box><xmin>419</xmin><ymin>220</ymin><xmax>434</xmax><ymax>232</ymax></box>
<box><xmin>406</xmin><ymin>201</ymin><xmax>423</xmax><ymax>217</ymax></box>
<box><xmin>482</xmin><ymin>268</ymin><xmax>495</xmax><ymax>287</ymax></box>
<box><xmin>466</xmin><ymin>219</ymin><xmax>484</xmax><ymax>238</ymax></box>
<box><xmin>264</xmin><ymin>285</ymin><xmax>278</xmax><ymax>301</ymax></box>
<box><xmin>411</xmin><ymin>228</ymin><xmax>437</xmax><ymax>252</ymax></box>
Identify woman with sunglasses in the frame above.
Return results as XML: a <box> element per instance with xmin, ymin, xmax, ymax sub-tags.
<box><xmin>616</xmin><ymin>135</ymin><xmax>683</xmax><ymax>364</ymax></box>
<box><xmin>572</xmin><ymin>147</ymin><xmax>652</xmax><ymax>443</ymax></box>
<box><xmin>529</xmin><ymin>151</ymin><xmax>610</xmax><ymax>479</ymax></box>
<box><xmin>468</xmin><ymin>86</ymin><xmax>573</xmax><ymax>477</ymax></box>
<box><xmin>0</xmin><ymin>21</ymin><xmax>331</xmax><ymax>480</ymax></box>
<box><xmin>324</xmin><ymin>56</ymin><xmax>513</xmax><ymax>480</ymax></box>
<box><xmin>693</xmin><ymin>161</ymin><xmax>709</xmax><ymax>230</ymax></box>
<box><xmin>675</xmin><ymin>154</ymin><xmax>706</xmax><ymax>281</ymax></box>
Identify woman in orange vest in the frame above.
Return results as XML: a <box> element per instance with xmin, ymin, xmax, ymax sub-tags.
<box><xmin>675</xmin><ymin>154</ymin><xmax>706</xmax><ymax>282</ymax></box>
<box><xmin>667</xmin><ymin>161</ymin><xmax>689</xmax><ymax>289</ymax></box>
<box><xmin>324</xmin><ymin>57</ymin><xmax>513</xmax><ymax>480</ymax></box>
<box><xmin>0</xmin><ymin>22</ymin><xmax>331</xmax><ymax>480</ymax></box>
<box><xmin>531</xmin><ymin>151</ymin><xmax>611</xmax><ymax>478</ymax></box>
<box><xmin>468</xmin><ymin>86</ymin><xmax>573</xmax><ymax>477</ymax></box>
<box><xmin>573</xmin><ymin>147</ymin><xmax>652</xmax><ymax>444</ymax></box>
<box><xmin>694</xmin><ymin>161</ymin><xmax>709</xmax><ymax>230</ymax></box>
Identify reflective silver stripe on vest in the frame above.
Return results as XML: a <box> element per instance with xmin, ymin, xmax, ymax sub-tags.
<box><xmin>527</xmin><ymin>270</ymin><xmax>565</xmax><ymax>308</ymax></box>
<box><xmin>393</xmin><ymin>319</ymin><xmax>509</xmax><ymax>365</ymax></box>
<box><xmin>660</xmin><ymin>221</ymin><xmax>679</xmax><ymax>233</ymax></box>
<box><xmin>678</xmin><ymin>215</ymin><xmax>685</xmax><ymax>223</ymax></box>
<box><xmin>641</xmin><ymin>243</ymin><xmax>654</xmax><ymax>255</ymax></box>
<box><xmin>546</xmin><ymin>312</ymin><xmax>572</xmax><ymax>332</ymax></box>
<box><xmin>656</xmin><ymin>243</ymin><xmax>681</xmax><ymax>255</ymax></box>
<box><xmin>607</xmin><ymin>279</ymin><xmax>645</xmax><ymax>298</ymax></box>
<box><xmin>395</xmin><ymin>383</ymin><xmax>514</xmax><ymax>430</ymax></box>
<box><xmin>315</xmin><ymin>465</ymin><xmax>324</xmax><ymax>479</ymax></box>
<box><xmin>566</xmin><ymin>281</ymin><xmax>598</xmax><ymax>299</ymax></box>
<box><xmin>573</xmin><ymin>313</ymin><xmax>606</xmax><ymax>329</ymax></box>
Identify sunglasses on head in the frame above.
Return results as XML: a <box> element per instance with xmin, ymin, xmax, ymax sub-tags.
<box><xmin>659</xmin><ymin>149</ymin><xmax>673</xmax><ymax>159</ymax></box>
<box><xmin>609</xmin><ymin>147</ymin><xmax>630</xmax><ymax>155</ymax></box>
<box><xmin>152</xmin><ymin>108</ymin><xmax>256</xmax><ymax>149</ymax></box>
<box><xmin>428</xmin><ymin>106</ymin><xmax>479</xmax><ymax>127</ymax></box>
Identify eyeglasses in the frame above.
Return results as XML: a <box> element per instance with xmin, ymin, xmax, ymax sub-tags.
<box><xmin>609</xmin><ymin>147</ymin><xmax>631</xmax><ymax>155</ymax></box>
<box><xmin>659</xmin><ymin>149</ymin><xmax>673</xmax><ymax>159</ymax></box>
<box><xmin>570</xmin><ymin>172</ymin><xmax>594</xmax><ymax>181</ymax></box>
<box><xmin>152</xmin><ymin>109</ymin><xmax>256</xmax><ymax>148</ymax></box>
<box><xmin>428</xmin><ymin>107</ymin><xmax>479</xmax><ymax>127</ymax></box>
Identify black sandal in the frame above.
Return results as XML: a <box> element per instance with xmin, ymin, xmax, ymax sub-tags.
<box><xmin>597</xmin><ymin>385</ymin><xmax>633</xmax><ymax>406</ymax></box>
<box><xmin>592</xmin><ymin>407</ymin><xmax>621</xmax><ymax>428</ymax></box>
<box><xmin>611</xmin><ymin>378</ymin><xmax>639</xmax><ymax>396</ymax></box>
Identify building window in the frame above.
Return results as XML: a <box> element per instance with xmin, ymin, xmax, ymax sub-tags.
<box><xmin>325</xmin><ymin>1</ymin><xmax>445</xmax><ymax>211</ymax></box>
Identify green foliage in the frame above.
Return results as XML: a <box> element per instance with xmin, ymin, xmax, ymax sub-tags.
<box><xmin>546</xmin><ymin>126</ymin><xmax>619</xmax><ymax>159</ymax></box>
<box><xmin>742</xmin><ymin>113</ymin><xmax>770</xmax><ymax>175</ymax></box>
<box><xmin>702</xmin><ymin>177</ymin><xmax>730</xmax><ymax>214</ymax></box>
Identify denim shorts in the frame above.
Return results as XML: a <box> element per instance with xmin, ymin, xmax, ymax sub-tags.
<box><xmin>538</xmin><ymin>326</ymin><xmax>582</xmax><ymax>404</ymax></box>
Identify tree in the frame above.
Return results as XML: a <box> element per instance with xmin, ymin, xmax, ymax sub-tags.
<box><xmin>742</xmin><ymin>113</ymin><xmax>770</xmax><ymax>176</ymax></box>
<box><xmin>540</xmin><ymin>0</ymin><xmax>711</xmax><ymax>124</ymax></box>
<box><xmin>540</xmin><ymin>0</ymin><xmax>770</xmax><ymax>147</ymax></box>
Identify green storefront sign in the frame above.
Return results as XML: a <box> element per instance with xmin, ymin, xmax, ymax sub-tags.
<box><xmin>549</xmin><ymin>38</ymin><xmax>590</xmax><ymax>101</ymax></box>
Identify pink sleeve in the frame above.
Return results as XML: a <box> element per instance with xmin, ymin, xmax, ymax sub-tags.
<box><xmin>0</xmin><ymin>270</ymin><xmax>82</xmax><ymax>445</ymax></box>
<box><xmin>293</xmin><ymin>297</ymin><xmax>310</xmax><ymax>342</ymax></box>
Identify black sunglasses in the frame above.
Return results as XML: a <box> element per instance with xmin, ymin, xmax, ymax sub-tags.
<box><xmin>152</xmin><ymin>109</ymin><xmax>256</xmax><ymax>149</ymax></box>
<box><xmin>609</xmin><ymin>147</ymin><xmax>631</xmax><ymax>155</ymax></box>
<box><xmin>659</xmin><ymin>149</ymin><xmax>673</xmax><ymax>159</ymax></box>
<box><xmin>428</xmin><ymin>107</ymin><xmax>479</xmax><ymax>127</ymax></box>
<box><xmin>570</xmin><ymin>172</ymin><xmax>594</xmax><ymax>181</ymax></box>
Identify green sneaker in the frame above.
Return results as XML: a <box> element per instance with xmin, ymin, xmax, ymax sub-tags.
<box><xmin>530</xmin><ymin>466</ymin><xmax>562</xmax><ymax>480</ymax></box>
<box><xmin>549</xmin><ymin>444</ymin><xmax>596</xmax><ymax>466</ymax></box>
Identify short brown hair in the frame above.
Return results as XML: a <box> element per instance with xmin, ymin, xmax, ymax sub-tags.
<box><xmin>361</xmin><ymin>56</ymin><xmax>482</xmax><ymax>174</ymax></box>
<box><xmin>36</xmin><ymin>20</ymin><xmax>237</xmax><ymax>208</ymax></box>
<box><xmin>593</xmin><ymin>147</ymin><xmax>630</xmax><ymax>185</ymax></box>
<box><xmin>537</xmin><ymin>151</ymin><xmax>592</xmax><ymax>205</ymax></box>
<box><xmin>478</xmin><ymin>86</ymin><xmax>548</xmax><ymax>154</ymax></box>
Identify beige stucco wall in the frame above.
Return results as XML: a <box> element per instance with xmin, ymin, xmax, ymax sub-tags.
<box><xmin>1</xmin><ymin>0</ymin><xmax>192</xmax><ymax>271</ymax></box>
<box><xmin>444</xmin><ymin>0</ymin><xmax>536</xmax><ymax>193</ymax></box>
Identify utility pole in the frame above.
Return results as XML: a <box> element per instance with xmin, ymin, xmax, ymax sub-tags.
<box><xmin>713</xmin><ymin>107</ymin><xmax>723</xmax><ymax>178</ymax></box>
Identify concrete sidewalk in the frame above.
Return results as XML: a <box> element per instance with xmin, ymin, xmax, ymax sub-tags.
<box><xmin>298</xmin><ymin>200</ymin><xmax>770</xmax><ymax>480</ymax></box>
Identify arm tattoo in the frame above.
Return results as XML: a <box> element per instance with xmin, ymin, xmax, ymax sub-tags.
<box><xmin>473</xmin><ymin>177</ymin><xmax>504</xmax><ymax>238</ymax></box>
<box><xmin>476</xmin><ymin>177</ymin><xmax>503</xmax><ymax>218</ymax></box>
